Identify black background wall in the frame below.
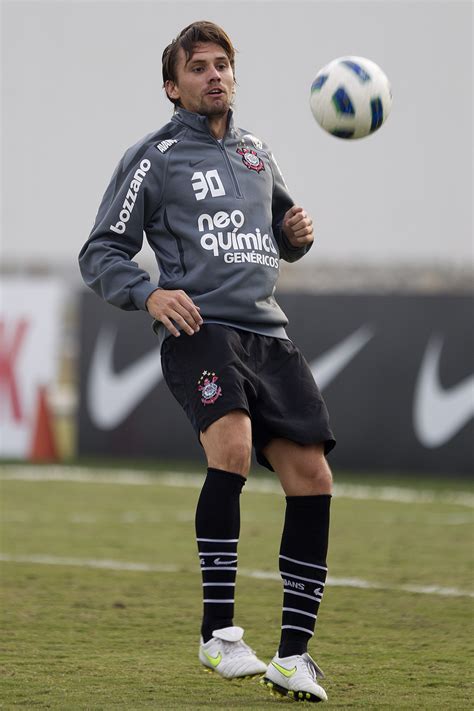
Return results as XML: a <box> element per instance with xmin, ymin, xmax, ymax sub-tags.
<box><xmin>78</xmin><ymin>291</ymin><xmax>473</xmax><ymax>475</ymax></box>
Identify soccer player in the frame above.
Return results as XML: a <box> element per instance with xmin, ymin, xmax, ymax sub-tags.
<box><xmin>79</xmin><ymin>21</ymin><xmax>335</xmax><ymax>703</ymax></box>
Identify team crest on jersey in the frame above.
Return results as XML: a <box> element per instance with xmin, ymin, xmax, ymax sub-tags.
<box><xmin>237</xmin><ymin>147</ymin><xmax>265</xmax><ymax>173</ymax></box>
<box><xmin>197</xmin><ymin>371</ymin><xmax>222</xmax><ymax>405</ymax></box>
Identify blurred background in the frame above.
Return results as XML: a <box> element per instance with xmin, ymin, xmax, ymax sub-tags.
<box><xmin>1</xmin><ymin>0</ymin><xmax>472</xmax><ymax>475</ymax></box>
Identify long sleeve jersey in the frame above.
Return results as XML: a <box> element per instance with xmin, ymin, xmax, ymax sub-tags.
<box><xmin>79</xmin><ymin>107</ymin><xmax>311</xmax><ymax>342</ymax></box>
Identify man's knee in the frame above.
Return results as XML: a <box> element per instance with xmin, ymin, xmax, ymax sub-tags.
<box><xmin>201</xmin><ymin>411</ymin><xmax>252</xmax><ymax>476</ymax></box>
<box><xmin>311</xmin><ymin>456</ymin><xmax>333</xmax><ymax>490</ymax></box>
<box><xmin>212</xmin><ymin>439</ymin><xmax>252</xmax><ymax>475</ymax></box>
<box><xmin>264</xmin><ymin>440</ymin><xmax>333</xmax><ymax>495</ymax></box>
<box><xmin>292</xmin><ymin>449</ymin><xmax>332</xmax><ymax>489</ymax></box>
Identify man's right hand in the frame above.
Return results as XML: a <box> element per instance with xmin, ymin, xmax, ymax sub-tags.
<box><xmin>145</xmin><ymin>289</ymin><xmax>203</xmax><ymax>338</ymax></box>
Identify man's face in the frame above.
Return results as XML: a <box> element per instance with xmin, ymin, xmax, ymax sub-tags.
<box><xmin>166</xmin><ymin>42</ymin><xmax>235</xmax><ymax>117</ymax></box>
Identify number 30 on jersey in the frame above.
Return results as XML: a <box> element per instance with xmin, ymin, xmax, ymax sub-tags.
<box><xmin>192</xmin><ymin>170</ymin><xmax>226</xmax><ymax>201</ymax></box>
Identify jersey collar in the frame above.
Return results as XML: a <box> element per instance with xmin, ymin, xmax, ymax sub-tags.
<box><xmin>172</xmin><ymin>106</ymin><xmax>235</xmax><ymax>137</ymax></box>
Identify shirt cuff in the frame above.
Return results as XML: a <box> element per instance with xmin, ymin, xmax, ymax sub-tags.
<box><xmin>280</xmin><ymin>230</ymin><xmax>313</xmax><ymax>262</ymax></box>
<box><xmin>130</xmin><ymin>281</ymin><xmax>160</xmax><ymax>311</ymax></box>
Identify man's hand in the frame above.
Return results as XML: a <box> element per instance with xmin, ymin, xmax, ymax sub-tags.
<box><xmin>282</xmin><ymin>205</ymin><xmax>314</xmax><ymax>248</ymax></box>
<box><xmin>146</xmin><ymin>289</ymin><xmax>203</xmax><ymax>338</ymax></box>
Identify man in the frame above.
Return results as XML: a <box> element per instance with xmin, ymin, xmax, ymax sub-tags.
<box><xmin>79</xmin><ymin>21</ymin><xmax>335</xmax><ymax>704</ymax></box>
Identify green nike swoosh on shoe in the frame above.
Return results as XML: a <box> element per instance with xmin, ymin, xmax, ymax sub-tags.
<box><xmin>262</xmin><ymin>653</ymin><xmax>328</xmax><ymax>702</ymax></box>
<box><xmin>203</xmin><ymin>650</ymin><xmax>222</xmax><ymax>668</ymax></box>
<box><xmin>271</xmin><ymin>660</ymin><xmax>297</xmax><ymax>677</ymax></box>
<box><xmin>199</xmin><ymin>626</ymin><xmax>267</xmax><ymax>678</ymax></box>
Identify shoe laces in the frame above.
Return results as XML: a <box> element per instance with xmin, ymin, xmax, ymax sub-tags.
<box><xmin>220</xmin><ymin>638</ymin><xmax>255</xmax><ymax>659</ymax></box>
<box><xmin>302</xmin><ymin>653</ymin><xmax>325</xmax><ymax>680</ymax></box>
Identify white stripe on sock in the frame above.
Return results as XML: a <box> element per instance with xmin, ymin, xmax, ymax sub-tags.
<box><xmin>196</xmin><ymin>538</ymin><xmax>239</xmax><ymax>543</ymax></box>
<box><xmin>200</xmin><ymin>567</ymin><xmax>237</xmax><ymax>572</ymax></box>
<box><xmin>281</xmin><ymin>571</ymin><xmax>326</xmax><ymax>586</ymax></box>
<box><xmin>198</xmin><ymin>551</ymin><xmax>238</xmax><ymax>556</ymax></box>
<box><xmin>202</xmin><ymin>582</ymin><xmax>235</xmax><ymax>587</ymax></box>
<box><xmin>279</xmin><ymin>554</ymin><xmax>328</xmax><ymax>572</ymax></box>
<box><xmin>282</xmin><ymin>607</ymin><xmax>317</xmax><ymax>619</ymax></box>
<box><xmin>284</xmin><ymin>589</ymin><xmax>323</xmax><ymax>602</ymax></box>
<box><xmin>281</xmin><ymin>625</ymin><xmax>314</xmax><ymax>636</ymax></box>
<box><xmin>203</xmin><ymin>599</ymin><xmax>235</xmax><ymax>603</ymax></box>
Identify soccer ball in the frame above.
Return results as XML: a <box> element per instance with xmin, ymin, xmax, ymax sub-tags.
<box><xmin>310</xmin><ymin>56</ymin><xmax>392</xmax><ymax>139</ymax></box>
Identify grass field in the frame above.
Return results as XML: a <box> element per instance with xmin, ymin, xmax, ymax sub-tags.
<box><xmin>1</xmin><ymin>463</ymin><xmax>473</xmax><ymax>709</ymax></box>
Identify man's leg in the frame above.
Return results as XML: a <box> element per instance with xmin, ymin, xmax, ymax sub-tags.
<box><xmin>261</xmin><ymin>439</ymin><xmax>332</xmax><ymax>702</ymax></box>
<box><xmin>197</xmin><ymin>410</ymin><xmax>251</xmax><ymax>640</ymax></box>
<box><xmin>196</xmin><ymin>410</ymin><xmax>267</xmax><ymax>678</ymax></box>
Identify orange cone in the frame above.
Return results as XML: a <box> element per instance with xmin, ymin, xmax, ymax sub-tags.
<box><xmin>29</xmin><ymin>385</ymin><xmax>59</xmax><ymax>462</ymax></box>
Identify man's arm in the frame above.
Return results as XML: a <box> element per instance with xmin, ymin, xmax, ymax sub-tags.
<box><xmin>145</xmin><ymin>289</ymin><xmax>202</xmax><ymax>338</ymax></box>
<box><xmin>78</xmin><ymin>153</ymin><xmax>158</xmax><ymax>311</ymax></box>
<box><xmin>268</xmin><ymin>150</ymin><xmax>314</xmax><ymax>262</ymax></box>
<box><xmin>281</xmin><ymin>205</ymin><xmax>314</xmax><ymax>250</ymax></box>
<box><xmin>79</xmin><ymin>150</ymin><xmax>202</xmax><ymax>336</ymax></box>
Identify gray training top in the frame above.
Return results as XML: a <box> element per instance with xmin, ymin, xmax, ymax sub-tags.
<box><xmin>79</xmin><ymin>108</ymin><xmax>311</xmax><ymax>344</ymax></box>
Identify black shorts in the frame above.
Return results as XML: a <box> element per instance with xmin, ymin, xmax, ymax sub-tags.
<box><xmin>160</xmin><ymin>324</ymin><xmax>336</xmax><ymax>470</ymax></box>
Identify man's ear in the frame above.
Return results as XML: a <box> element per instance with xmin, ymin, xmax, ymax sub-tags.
<box><xmin>165</xmin><ymin>80</ymin><xmax>179</xmax><ymax>102</ymax></box>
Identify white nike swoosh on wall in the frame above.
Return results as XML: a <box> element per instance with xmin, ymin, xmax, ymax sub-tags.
<box><xmin>413</xmin><ymin>334</ymin><xmax>474</xmax><ymax>448</ymax></box>
<box><xmin>87</xmin><ymin>327</ymin><xmax>163</xmax><ymax>430</ymax></box>
<box><xmin>309</xmin><ymin>325</ymin><xmax>374</xmax><ymax>389</ymax></box>
<box><xmin>87</xmin><ymin>324</ymin><xmax>373</xmax><ymax>431</ymax></box>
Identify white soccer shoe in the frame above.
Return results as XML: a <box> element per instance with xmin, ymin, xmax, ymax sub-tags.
<box><xmin>199</xmin><ymin>626</ymin><xmax>267</xmax><ymax>679</ymax></box>
<box><xmin>261</xmin><ymin>652</ymin><xmax>328</xmax><ymax>703</ymax></box>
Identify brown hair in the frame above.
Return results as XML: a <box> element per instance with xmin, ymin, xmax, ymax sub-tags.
<box><xmin>162</xmin><ymin>21</ymin><xmax>236</xmax><ymax>105</ymax></box>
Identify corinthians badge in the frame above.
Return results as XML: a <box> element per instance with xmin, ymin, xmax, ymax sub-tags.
<box><xmin>237</xmin><ymin>147</ymin><xmax>265</xmax><ymax>173</ymax></box>
<box><xmin>197</xmin><ymin>371</ymin><xmax>222</xmax><ymax>406</ymax></box>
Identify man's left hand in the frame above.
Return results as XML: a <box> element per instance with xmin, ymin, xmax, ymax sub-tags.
<box><xmin>282</xmin><ymin>205</ymin><xmax>314</xmax><ymax>247</ymax></box>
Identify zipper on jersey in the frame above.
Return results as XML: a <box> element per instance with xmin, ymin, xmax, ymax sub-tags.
<box><xmin>216</xmin><ymin>138</ymin><xmax>243</xmax><ymax>198</ymax></box>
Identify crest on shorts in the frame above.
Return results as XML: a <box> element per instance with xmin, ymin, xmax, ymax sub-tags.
<box><xmin>237</xmin><ymin>147</ymin><xmax>265</xmax><ymax>173</ymax></box>
<box><xmin>197</xmin><ymin>370</ymin><xmax>222</xmax><ymax>405</ymax></box>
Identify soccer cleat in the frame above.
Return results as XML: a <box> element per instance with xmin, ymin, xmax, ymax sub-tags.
<box><xmin>199</xmin><ymin>626</ymin><xmax>267</xmax><ymax>679</ymax></box>
<box><xmin>261</xmin><ymin>652</ymin><xmax>328</xmax><ymax>702</ymax></box>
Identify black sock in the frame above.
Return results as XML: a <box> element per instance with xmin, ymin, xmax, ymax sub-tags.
<box><xmin>195</xmin><ymin>467</ymin><xmax>246</xmax><ymax>642</ymax></box>
<box><xmin>278</xmin><ymin>494</ymin><xmax>331</xmax><ymax>658</ymax></box>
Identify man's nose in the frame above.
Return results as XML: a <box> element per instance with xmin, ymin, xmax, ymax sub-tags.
<box><xmin>208</xmin><ymin>66</ymin><xmax>222</xmax><ymax>81</ymax></box>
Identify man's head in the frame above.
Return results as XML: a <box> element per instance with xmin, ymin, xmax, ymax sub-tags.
<box><xmin>162</xmin><ymin>21</ymin><xmax>236</xmax><ymax>117</ymax></box>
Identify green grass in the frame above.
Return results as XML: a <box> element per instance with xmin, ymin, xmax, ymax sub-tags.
<box><xmin>1</xmin><ymin>465</ymin><xmax>473</xmax><ymax>709</ymax></box>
